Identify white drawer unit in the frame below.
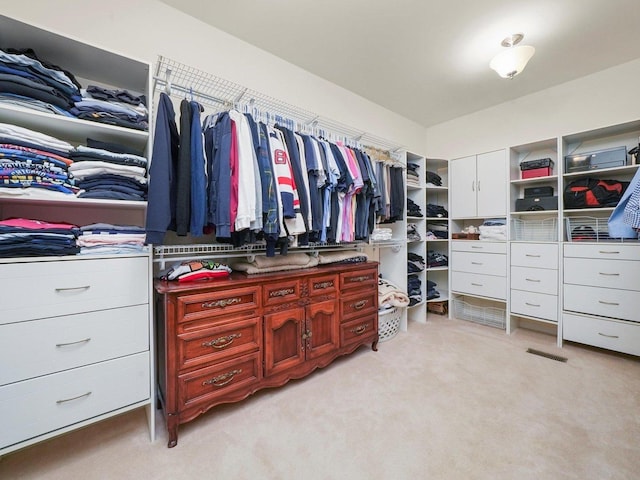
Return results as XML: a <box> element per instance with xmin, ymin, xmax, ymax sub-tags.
<box><xmin>0</xmin><ymin>256</ymin><xmax>149</xmax><ymax>325</ymax></box>
<box><xmin>510</xmin><ymin>290</ymin><xmax>558</xmax><ymax>322</ymax></box>
<box><xmin>511</xmin><ymin>242</ymin><xmax>558</xmax><ymax>269</ymax></box>
<box><xmin>451</xmin><ymin>251</ymin><xmax>507</xmax><ymax>276</ymax></box>
<box><xmin>563</xmin><ymin>313</ymin><xmax>640</xmax><ymax>357</ymax></box>
<box><xmin>563</xmin><ymin>257</ymin><xmax>640</xmax><ymax>291</ymax></box>
<box><xmin>564</xmin><ymin>284</ymin><xmax>640</xmax><ymax>322</ymax></box>
<box><xmin>562</xmin><ymin>240</ymin><xmax>640</xmax><ymax>356</ymax></box>
<box><xmin>451</xmin><ymin>271</ymin><xmax>506</xmax><ymax>300</ymax></box>
<box><xmin>0</xmin><ymin>352</ymin><xmax>150</xmax><ymax>450</ymax></box>
<box><xmin>510</xmin><ymin>266</ymin><xmax>558</xmax><ymax>295</ymax></box>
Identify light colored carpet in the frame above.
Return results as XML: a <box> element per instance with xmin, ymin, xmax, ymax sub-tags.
<box><xmin>1</xmin><ymin>314</ymin><xmax>639</xmax><ymax>480</ymax></box>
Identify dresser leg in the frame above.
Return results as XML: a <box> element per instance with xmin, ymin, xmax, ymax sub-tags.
<box><xmin>167</xmin><ymin>419</ymin><xmax>179</xmax><ymax>448</ymax></box>
<box><xmin>371</xmin><ymin>336</ymin><xmax>379</xmax><ymax>351</ymax></box>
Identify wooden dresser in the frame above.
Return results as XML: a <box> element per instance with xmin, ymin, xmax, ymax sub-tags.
<box><xmin>155</xmin><ymin>261</ymin><xmax>378</xmax><ymax>447</ymax></box>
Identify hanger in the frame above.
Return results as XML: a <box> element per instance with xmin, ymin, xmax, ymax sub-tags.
<box><xmin>164</xmin><ymin>68</ymin><xmax>172</xmax><ymax>96</ymax></box>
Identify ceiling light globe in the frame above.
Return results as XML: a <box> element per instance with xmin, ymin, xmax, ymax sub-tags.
<box><xmin>490</xmin><ymin>45</ymin><xmax>535</xmax><ymax>79</ymax></box>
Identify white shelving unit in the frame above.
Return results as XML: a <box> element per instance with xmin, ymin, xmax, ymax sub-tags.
<box><xmin>406</xmin><ymin>152</ymin><xmax>427</xmax><ymax>324</ymax></box>
<box><xmin>425</xmin><ymin>157</ymin><xmax>450</xmax><ymax>316</ymax></box>
<box><xmin>0</xmin><ymin>14</ymin><xmax>155</xmax><ymax>456</ymax></box>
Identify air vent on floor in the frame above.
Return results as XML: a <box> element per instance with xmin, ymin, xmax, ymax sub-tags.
<box><xmin>526</xmin><ymin>348</ymin><xmax>568</xmax><ymax>363</ymax></box>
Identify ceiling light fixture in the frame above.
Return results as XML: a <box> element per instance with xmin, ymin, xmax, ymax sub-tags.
<box><xmin>489</xmin><ymin>33</ymin><xmax>535</xmax><ymax>79</ymax></box>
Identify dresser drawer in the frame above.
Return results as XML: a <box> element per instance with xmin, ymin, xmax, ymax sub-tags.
<box><xmin>263</xmin><ymin>279</ymin><xmax>302</xmax><ymax>307</ymax></box>
<box><xmin>451</xmin><ymin>251</ymin><xmax>506</xmax><ymax>276</ymax></box>
<box><xmin>177</xmin><ymin>317</ymin><xmax>261</xmax><ymax>371</ymax></box>
<box><xmin>0</xmin><ymin>256</ymin><xmax>149</xmax><ymax>325</ymax></box>
<box><xmin>178</xmin><ymin>353</ymin><xmax>261</xmax><ymax>410</ymax></box>
<box><xmin>564</xmin><ymin>243</ymin><xmax>640</xmax><ymax>261</ymax></box>
<box><xmin>564</xmin><ymin>284</ymin><xmax>640</xmax><ymax>322</ymax></box>
<box><xmin>451</xmin><ymin>271</ymin><xmax>506</xmax><ymax>300</ymax></box>
<box><xmin>451</xmin><ymin>241</ymin><xmax>506</xmax><ymax>254</ymax></box>
<box><xmin>510</xmin><ymin>290</ymin><xmax>557</xmax><ymax>322</ymax></box>
<box><xmin>564</xmin><ymin>257</ymin><xmax>640</xmax><ymax>291</ymax></box>
<box><xmin>307</xmin><ymin>273</ymin><xmax>338</xmax><ymax>297</ymax></box>
<box><xmin>511</xmin><ymin>242</ymin><xmax>558</xmax><ymax>269</ymax></box>
<box><xmin>340</xmin><ymin>313</ymin><xmax>378</xmax><ymax>348</ymax></box>
<box><xmin>340</xmin><ymin>291</ymin><xmax>378</xmax><ymax>322</ymax></box>
<box><xmin>510</xmin><ymin>266</ymin><xmax>558</xmax><ymax>295</ymax></box>
<box><xmin>339</xmin><ymin>267</ymin><xmax>377</xmax><ymax>291</ymax></box>
<box><xmin>0</xmin><ymin>352</ymin><xmax>150</xmax><ymax>450</ymax></box>
<box><xmin>176</xmin><ymin>286</ymin><xmax>260</xmax><ymax>323</ymax></box>
<box><xmin>0</xmin><ymin>305</ymin><xmax>148</xmax><ymax>386</ymax></box>
<box><xmin>563</xmin><ymin>312</ymin><xmax>640</xmax><ymax>356</ymax></box>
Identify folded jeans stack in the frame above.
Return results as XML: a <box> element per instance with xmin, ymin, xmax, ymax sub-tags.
<box><xmin>427</xmin><ymin>250</ymin><xmax>448</xmax><ymax>268</ymax></box>
<box><xmin>407</xmin><ymin>252</ymin><xmax>425</xmax><ymax>273</ymax></box>
<box><xmin>407</xmin><ymin>275</ymin><xmax>422</xmax><ymax>306</ymax></box>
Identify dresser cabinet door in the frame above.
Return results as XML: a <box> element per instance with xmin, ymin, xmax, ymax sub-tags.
<box><xmin>305</xmin><ymin>299</ymin><xmax>339</xmax><ymax>360</ymax></box>
<box><xmin>263</xmin><ymin>307</ymin><xmax>305</xmax><ymax>376</ymax></box>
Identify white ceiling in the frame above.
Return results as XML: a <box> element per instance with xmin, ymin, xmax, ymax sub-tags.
<box><xmin>159</xmin><ymin>0</ymin><xmax>640</xmax><ymax>128</ymax></box>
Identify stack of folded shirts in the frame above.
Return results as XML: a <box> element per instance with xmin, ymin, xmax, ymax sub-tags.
<box><xmin>161</xmin><ymin>260</ymin><xmax>232</xmax><ymax>283</ymax></box>
<box><xmin>0</xmin><ymin>217</ymin><xmax>79</xmax><ymax>257</ymax></box>
<box><xmin>426</xmin><ymin>279</ymin><xmax>440</xmax><ymax>300</ymax></box>
<box><xmin>407</xmin><ymin>198</ymin><xmax>423</xmax><ymax>217</ymax></box>
<box><xmin>426</xmin><ymin>171</ymin><xmax>442</xmax><ymax>187</ymax></box>
<box><xmin>0</xmin><ymin>123</ymin><xmax>76</xmax><ymax>197</ymax></box>
<box><xmin>407</xmin><ymin>276</ymin><xmax>422</xmax><ymax>306</ymax></box>
<box><xmin>71</xmin><ymin>85</ymin><xmax>148</xmax><ymax>131</ymax></box>
<box><xmin>407</xmin><ymin>252</ymin><xmax>425</xmax><ymax>273</ymax></box>
<box><xmin>427</xmin><ymin>250</ymin><xmax>448</xmax><ymax>267</ymax></box>
<box><xmin>77</xmin><ymin>223</ymin><xmax>147</xmax><ymax>255</ymax></box>
<box><xmin>0</xmin><ymin>47</ymin><xmax>81</xmax><ymax>116</ymax></box>
<box><xmin>406</xmin><ymin>162</ymin><xmax>420</xmax><ymax>186</ymax></box>
<box><xmin>407</xmin><ymin>223</ymin><xmax>421</xmax><ymax>241</ymax></box>
<box><xmin>69</xmin><ymin>140</ymin><xmax>147</xmax><ymax>201</ymax></box>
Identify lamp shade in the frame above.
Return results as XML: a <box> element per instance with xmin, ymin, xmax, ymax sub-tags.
<box><xmin>490</xmin><ymin>45</ymin><xmax>535</xmax><ymax>79</ymax></box>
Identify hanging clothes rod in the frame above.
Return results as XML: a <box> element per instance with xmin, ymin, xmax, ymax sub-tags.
<box><xmin>152</xmin><ymin>55</ymin><xmax>405</xmax><ymax>152</ymax></box>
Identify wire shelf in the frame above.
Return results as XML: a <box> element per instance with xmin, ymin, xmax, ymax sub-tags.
<box><xmin>565</xmin><ymin>216</ymin><xmax>640</xmax><ymax>243</ymax></box>
<box><xmin>153</xmin><ymin>56</ymin><xmax>403</xmax><ymax>152</ymax></box>
<box><xmin>453</xmin><ymin>299</ymin><xmax>506</xmax><ymax>330</ymax></box>
<box><xmin>511</xmin><ymin>217</ymin><xmax>558</xmax><ymax>241</ymax></box>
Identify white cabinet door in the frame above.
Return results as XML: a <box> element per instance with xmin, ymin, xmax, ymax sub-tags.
<box><xmin>450</xmin><ymin>156</ymin><xmax>476</xmax><ymax>218</ymax></box>
<box><xmin>476</xmin><ymin>150</ymin><xmax>506</xmax><ymax>217</ymax></box>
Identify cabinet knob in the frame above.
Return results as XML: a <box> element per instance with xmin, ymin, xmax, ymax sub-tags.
<box><xmin>302</xmin><ymin>330</ymin><xmax>313</xmax><ymax>340</ymax></box>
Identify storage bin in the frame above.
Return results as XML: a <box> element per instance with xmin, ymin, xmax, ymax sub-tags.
<box><xmin>378</xmin><ymin>307</ymin><xmax>403</xmax><ymax>342</ymax></box>
<box><xmin>453</xmin><ymin>299</ymin><xmax>506</xmax><ymax>329</ymax></box>
<box><xmin>511</xmin><ymin>218</ymin><xmax>557</xmax><ymax>241</ymax></box>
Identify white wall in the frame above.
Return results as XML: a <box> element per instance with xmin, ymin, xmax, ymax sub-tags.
<box><xmin>426</xmin><ymin>58</ymin><xmax>640</xmax><ymax>159</ymax></box>
<box><xmin>0</xmin><ymin>0</ymin><xmax>426</xmax><ymax>153</ymax></box>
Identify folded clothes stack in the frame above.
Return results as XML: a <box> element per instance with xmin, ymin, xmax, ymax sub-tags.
<box><xmin>72</xmin><ymin>85</ymin><xmax>148</xmax><ymax>131</ymax></box>
<box><xmin>407</xmin><ymin>275</ymin><xmax>422</xmax><ymax>306</ymax></box>
<box><xmin>77</xmin><ymin>223</ymin><xmax>147</xmax><ymax>255</ymax></box>
<box><xmin>160</xmin><ymin>260</ymin><xmax>232</xmax><ymax>283</ymax></box>
<box><xmin>426</xmin><ymin>171</ymin><xmax>442</xmax><ymax>187</ymax></box>
<box><xmin>0</xmin><ymin>217</ymin><xmax>79</xmax><ymax>257</ymax></box>
<box><xmin>407</xmin><ymin>251</ymin><xmax>425</xmax><ymax>273</ymax></box>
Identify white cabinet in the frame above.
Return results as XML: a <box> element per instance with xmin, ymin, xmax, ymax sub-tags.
<box><xmin>509</xmin><ymin>242</ymin><xmax>559</xmax><ymax>326</ymax></box>
<box><xmin>450</xmin><ymin>150</ymin><xmax>507</xmax><ymax>218</ymax></box>
<box><xmin>562</xmin><ymin>243</ymin><xmax>640</xmax><ymax>355</ymax></box>
<box><xmin>0</xmin><ymin>14</ymin><xmax>154</xmax><ymax>456</ymax></box>
<box><xmin>450</xmin><ymin>241</ymin><xmax>506</xmax><ymax>302</ymax></box>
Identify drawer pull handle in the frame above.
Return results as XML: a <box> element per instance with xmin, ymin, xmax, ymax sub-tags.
<box><xmin>525</xmin><ymin>302</ymin><xmax>540</xmax><ymax>307</ymax></box>
<box><xmin>202</xmin><ymin>297</ymin><xmax>242</xmax><ymax>309</ymax></box>
<box><xmin>302</xmin><ymin>330</ymin><xmax>313</xmax><ymax>340</ymax></box>
<box><xmin>471</xmin><ymin>246</ymin><xmax>483</xmax><ymax>249</ymax></box>
<box><xmin>203</xmin><ymin>369</ymin><xmax>242</xmax><ymax>387</ymax></box>
<box><xmin>598</xmin><ymin>272</ymin><xmax>620</xmax><ymax>276</ymax></box>
<box><xmin>349</xmin><ymin>275</ymin><xmax>371</xmax><ymax>283</ymax></box>
<box><xmin>598</xmin><ymin>300</ymin><xmax>619</xmax><ymax>306</ymax></box>
<box><xmin>56</xmin><ymin>338</ymin><xmax>91</xmax><ymax>347</ymax></box>
<box><xmin>269</xmin><ymin>288</ymin><xmax>295</xmax><ymax>298</ymax></box>
<box><xmin>471</xmin><ymin>261</ymin><xmax>483</xmax><ymax>265</ymax></box>
<box><xmin>471</xmin><ymin>283</ymin><xmax>483</xmax><ymax>287</ymax></box>
<box><xmin>525</xmin><ymin>278</ymin><xmax>541</xmax><ymax>283</ymax></box>
<box><xmin>598</xmin><ymin>250</ymin><xmax>620</xmax><ymax>255</ymax></box>
<box><xmin>202</xmin><ymin>333</ymin><xmax>242</xmax><ymax>349</ymax></box>
<box><xmin>55</xmin><ymin>285</ymin><xmax>90</xmax><ymax>292</ymax></box>
<box><xmin>56</xmin><ymin>391</ymin><xmax>92</xmax><ymax>404</ymax></box>
<box><xmin>313</xmin><ymin>281</ymin><xmax>334</xmax><ymax>290</ymax></box>
<box><xmin>525</xmin><ymin>254</ymin><xmax>541</xmax><ymax>258</ymax></box>
<box><xmin>351</xmin><ymin>300</ymin><xmax>368</xmax><ymax>310</ymax></box>
<box><xmin>598</xmin><ymin>332</ymin><xmax>619</xmax><ymax>339</ymax></box>
<box><xmin>350</xmin><ymin>324</ymin><xmax>370</xmax><ymax>335</ymax></box>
